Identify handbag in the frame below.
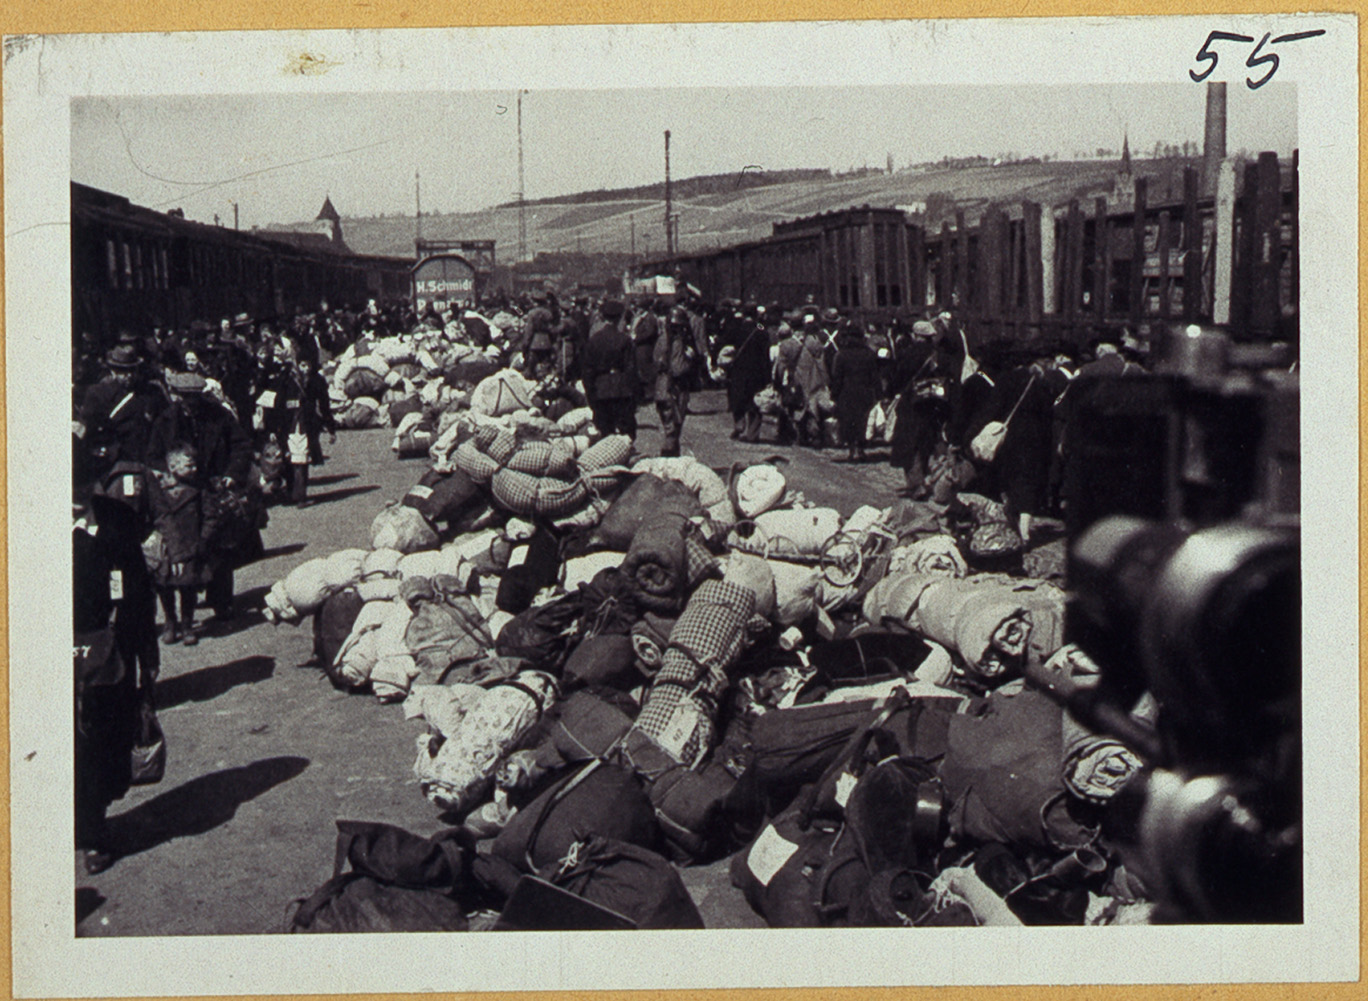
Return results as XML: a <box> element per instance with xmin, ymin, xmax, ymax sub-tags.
<box><xmin>970</xmin><ymin>374</ymin><xmax>1036</xmax><ymax>463</ymax></box>
<box><xmin>130</xmin><ymin>697</ymin><xmax>166</xmax><ymax>786</ymax></box>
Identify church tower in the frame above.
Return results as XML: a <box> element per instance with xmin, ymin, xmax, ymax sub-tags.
<box><xmin>1113</xmin><ymin>133</ymin><xmax>1136</xmax><ymax>203</ymax></box>
<box><xmin>315</xmin><ymin>195</ymin><xmax>343</xmax><ymax>244</ymax></box>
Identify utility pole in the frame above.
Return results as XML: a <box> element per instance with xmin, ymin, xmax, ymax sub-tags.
<box><xmin>630</xmin><ymin>213</ymin><xmax>636</xmax><ymax>257</ymax></box>
<box><xmin>664</xmin><ymin>129</ymin><xmax>673</xmax><ymax>256</ymax></box>
<box><xmin>517</xmin><ymin>90</ymin><xmax>528</xmax><ymax>264</ymax></box>
<box><xmin>230</xmin><ymin>201</ymin><xmax>239</xmax><ymax>230</ymax></box>
<box><xmin>415</xmin><ymin>169</ymin><xmax>422</xmax><ymax>244</ymax></box>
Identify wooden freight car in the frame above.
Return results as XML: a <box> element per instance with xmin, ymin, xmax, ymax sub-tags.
<box><xmin>71</xmin><ymin>182</ymin><xmax>410</xmax><ymax>342</ymax></box>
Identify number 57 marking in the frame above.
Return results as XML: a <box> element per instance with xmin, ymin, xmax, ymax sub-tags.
<box><xmin>1190</xmin><ymin>29</ymin><xmax>1326</xmax><ymax>89</ymax></box>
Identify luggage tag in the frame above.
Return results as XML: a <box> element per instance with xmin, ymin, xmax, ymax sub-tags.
<box><xmin>257</xmin><ymin>390</ymin><xmax>277</xmax><ymax>408</ymax></box>
<box><xmin>108</xmin><ymin>569</ymin><xmax>124</xmax><ymax>601</ymax></box>
<box><xmin>407</xmin><ymin>484</ymin><xmax>434</xmax><ymax>500</ymax></box>
<box><xmin>655</xmin><ymin>704</ymin><xmax>698</xmax><ymax>763</ymax></box>
<box><xmin>834</xmin><ymin>770</ymin><xmax>858</xmax><ymax>809</ymax></box>
<box><xmin>746</xmin><ymin>823</ymin><xmax>799</xmax><ymax>887</ymax></box>
<box><xmin>123</xmin><ymin>473</ymin><xmax>139</xmax><ymax>497</ymax></box>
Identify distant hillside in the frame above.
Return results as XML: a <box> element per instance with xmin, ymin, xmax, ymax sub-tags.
<box><xmin>338</xmin><ymin>157</ymin><xmax>1201</xmax><ymax>262</ymax></box>
<box><xmin>495</xmin><ymin>167</ymin><xmax>843</xmax><ymax>209</ymax></box>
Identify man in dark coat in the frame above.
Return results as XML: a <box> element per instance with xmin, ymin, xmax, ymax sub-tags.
<box><xmin>829</xmin><ymin>322</ymin><xmax>880</xmax><ymax>461</ymax></box>
<box><xmin>982</xmin><ymin>352</ymin><xmax>1070</xmax><ymax>544</ymax></box>
<box><xmin>580</xmin><ymin>299</ymin><xmax>640</xmax><ymax>438</ymax></box>
<box><xmin>77</xmin><ymin>343</ymin><xmax>166</xmax><ymax>477</ymax></box>
<box><xmin>720</xmin><ymin>304</ymin><xmax>769</xmax><ymax>442</ymax></box>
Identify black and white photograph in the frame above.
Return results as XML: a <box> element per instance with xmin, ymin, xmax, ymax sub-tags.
<box><xmin>4</xmin><ymin>15</ymin><xmax>1359</xmax><ymax>996</ymax></box>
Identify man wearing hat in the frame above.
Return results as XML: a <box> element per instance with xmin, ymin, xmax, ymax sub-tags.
<box><xmin>77</xmin><ymin>341</ymin><xmax>166</xmax><ymax>477</ymax></box>
<box><xmin>580</xmin><ymin>299</ymin><xmax>639</xmax><ymax>438</ymax></box>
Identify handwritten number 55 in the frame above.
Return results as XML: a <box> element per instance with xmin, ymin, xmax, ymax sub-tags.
<box><xmin>1191</xmin><ymin>28</ymin><xmax>1327</xmax><ymax>87</ymax></box>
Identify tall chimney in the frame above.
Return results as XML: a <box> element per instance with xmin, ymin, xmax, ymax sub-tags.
<box><xmin>1202</xmin><ymin>82</ymin><xmax>1227</xmax><ymax>196</ymax></box>
<box><xmin>664</xmin><ymin>130</ymin><xmax>673</xmax><ymax>257</ymax></box>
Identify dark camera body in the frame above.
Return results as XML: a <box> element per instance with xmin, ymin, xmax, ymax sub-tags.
<box><xmin>1055</xmin><ymin>327</ymin><xmax>1301</xmax><ymax>923</ymax></box>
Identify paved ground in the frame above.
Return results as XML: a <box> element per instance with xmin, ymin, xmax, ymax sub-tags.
<box><xmin>76</xmin><ymin>390</ymin><xmax>908</xmax><ymax>935</ymax></box>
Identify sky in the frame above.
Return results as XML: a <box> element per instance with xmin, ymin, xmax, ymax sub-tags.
<box><xmin>70</xmin><ymin>84</ymin><xmax>1297</xmax><ymax>230</ymax></box>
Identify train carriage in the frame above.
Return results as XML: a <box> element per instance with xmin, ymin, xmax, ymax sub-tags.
<box><xmin>71</xmin><ymin>182</ymin><xmax>411</xmax><ymax>343</ymax></box>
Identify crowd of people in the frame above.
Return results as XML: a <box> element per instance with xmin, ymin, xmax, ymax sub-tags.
<box><xmin>72</xmin><ymin>284</ymin><xmax>1146</xmax><ymax>875</ymax></box>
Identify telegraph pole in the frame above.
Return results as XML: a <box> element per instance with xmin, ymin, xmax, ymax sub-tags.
<box><xmin>230</xmin><ymin>201</ymin><xmax>239</xmax><ymax>230</ymax></box>
<box><xmin>518</xmin><ymin>91</ymin><xmax>528</xmax><ymax>263</ymax></box>
<box><xmin>630</xmin><ymin>212</ymin><xmax>636</xmax><ymax>258</ymax></box>
<box><xmin>663</xmin><ymin>130</ymin><xmax>673</xmax><ymax>257</ymax></box>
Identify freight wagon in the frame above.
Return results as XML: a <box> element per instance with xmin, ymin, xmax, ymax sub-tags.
<box><xmin>638</xmin><ymin>154</ymin><xmax>1298</xmax><ymax>346</ymax></box>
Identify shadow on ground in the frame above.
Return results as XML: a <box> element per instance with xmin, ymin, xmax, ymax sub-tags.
<box><xmin>106</xmin><ymin>756</ymin><xmax>310</xmax><ymax>865</ymax></box>
<box><xmin>75</xmin><ymin>887</ymin><xmax>106</xmax><ymax>926</ymax></box>
<box><xmin>308</xmin><ymin>472</ymin><xmax>358</xmax><ymax>488</ymax></box>
<box><xmin>156</xmin><ymin>655</ymin><xmax>275</xmax><ymax>709</ymax></box>
<box><xmin>306</xmin><ymin>484</ymin><xmax>380</xmax><ymax>506</ymax></box>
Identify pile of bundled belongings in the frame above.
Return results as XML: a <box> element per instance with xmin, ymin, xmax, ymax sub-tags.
<box><xmin>321</xmin><ymin>312</ymin><xmax>568</xmax><ymax>458</ymax></box>
<box><xmin>279</xmin><ymin>448</ymin><xmax>1157</xmax><ymax>930</ymax></box>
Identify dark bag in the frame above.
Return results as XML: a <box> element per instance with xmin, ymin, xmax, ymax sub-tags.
<box><xmin>387</xmin><ymin>395</ymin><xmax>424</xmax><ymax>427</ymax></box>
<box><xmin>730</xmin><ymin>811</ymin><xmax>868</xmax><ymax>927</ymax></box>
<box><xmin>529</xmin><ymin>835</ymin><xmax>704</xmax><ymax>929</ymax></box>
<box><xmin>494</xmin><ymin>874</ymin><xmax>639</xmax><ymax>930</ymax></box>
<box><xmin>561</xmin><ymin>633</ymin><xmax>641</xmax><ymax>690</ymax></box>
<box><xmin>491</xmin><ymin>760</ymin><xmax>660</xmax><ymax>873</ymax></box>
<box><xmin>288</xmin><ymin>821</ymin><xmax>473</xmax><ymax>934</ymax></box>
<box><xmin>726</xmin><ymin>699</ymin><xmax>883</xmax><ymax>821</ymax></box>
<box><xmin>730</xmin><ymin>698</ymin><xmax>946</xmax><ymax>928</ymax></box>
<box><xmin>403</xmin><ymin>468</ymin><xmax>485</xmax><ymax>527</ymax></box>
<box><xmin>495</xmin><ymin>592</ymin><xmax>583</xmax><ymax>670</ymax></box>
<box><xmin>590</xmin><ymin>474</ymin><xmax>704</xmax><ymax>550</ymax></box>
<box><xmin>129</xmin><ymin>697</ymin><xmax>166</xmax><ymax>786</ymax></box>
<box><xmin>313</xmin><ymin>588</ymin><xmax>366</xmax><ymax>688</ymax></box>
<box><xmin>543</xmin><ymin>688</ymin><xmax>636</xmax><ymax>764</ymax></box>
<box><xmin>938</xmin><ymin>687</ymin><xmax>1083</xmax><ymax>851</ymax></box>
<box><xmin>649</xmin><ymin>760</ymin><xmax>739</xmax><ymax>864</ymax></box>
<box><xmin>806</xmin><ymin>633</ymin><xmax>933</xmax><ymax>688</ymax></box>
<box><xmin>343</xmin><ymin>368</ymin><xmax>387</xmax><ymax>400</ymax></box>
<box><xmin>496</xmin><ymin>525</ymin><xmax>563</xmax><ymax>614</ymax></box>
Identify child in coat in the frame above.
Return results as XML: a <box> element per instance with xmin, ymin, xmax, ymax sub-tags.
<box><xmin>150</xmin><ymin>443</ymin><xmax>210</xmax><ymax>645</ymax></box>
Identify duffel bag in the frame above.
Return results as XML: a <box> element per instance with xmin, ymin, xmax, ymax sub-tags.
<box><xmin>313</xmin><ymin>588</ymin><xmax>367</xmax><ymax>689</ymax></box>
<box><xmin>561</xmin><ymin>633</ymin><xmax>642</xmax><ymax>691</ymax></box>
<box><xmin>730</xmin><ymin>810</ymin><xmax>868</xmax><ymax>927</ymax></box>
<box><xmin>495</xmin><ymin>525</ymin><xmax>563</xmax><ymax>614</ymax></box>
<box><xmin>343</xmin><ymin>368</ymin><xmax>388</xmax><ymax>400</ymax></box>
<box><xmin>590</xmin><ymin>474</ymin><xmax>704</xmax><ymax>551</ymax></box>
<box><xmin>288</xmin><ymin>820</ymin><xmax>473</xmax><ymax>933</ymax></box>
<box><xmin>539</xmin><ymin>688</ymin><xmax>637</xmax><ymax>764</ymax></box>
<box><xmin>728</xmin><ymin>698</ymin><xmax>883</xmax><ymax>820</ymax></box>
<box><xmin>491</xmin><ymin>759</ymin><xmax>659</xmax><ymax>872</ymax></box>
<box><xmin>649</xmin><ymin>760</ymin><xmax>739</xmax><ymax>864</ymax></box>
<box><xmin>495</xmin><ymin>591</ymin><xmax>583</xmax><ymax>670</ymax></box>
<box><xmin>403</xmin><ymin>468</ymin><xmax>485</xmax><ymax>527</ymax></box>
<box><xmin>938</xmin><ymin>686</ymin><xmax>1093</xmax><ymax>852</ymax></box>
<box><xmin>519</xmin><ymin>835</ymin><xmax>703</xmax><ymax>929</ymax></box>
